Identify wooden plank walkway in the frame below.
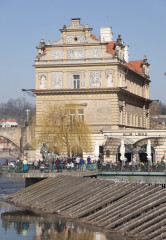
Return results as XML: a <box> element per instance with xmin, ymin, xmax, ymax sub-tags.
<box><xmin>4</xmin><ymin>175</ymin><xmax>166</xmax><ymax>240</ymax></box>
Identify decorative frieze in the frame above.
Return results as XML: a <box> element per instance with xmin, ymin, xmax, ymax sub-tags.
<box><xmin>50</xmin><ymin>61</ymin><xmax>63</xmax><ymax>64</ymax></box>
<box><xmin>40</xmin><ymin>54</ymin><xmax>47</xmax><ymax>61</ymax></box>
<box><xmin>81</xmin><ymin>72</ymin><xmax>86</xmax><ymax>88</ymax></box>
<box><xmin>89</xmin><ymin>48</ymin><xmax>102</xmax><ymax>58</ymax></box>
<box><xmin>67</xmin><ymin>49</ymin><xmax>85</xmax><ymax>59</ymax></box>
<box><xmin>50</xmin><ymin>50</ymin><xmax>63</xmax><ymax>60</ymax></box>
<box><xmin>89</xmin><ymin>71</ymin><xmax>102</xmax><ymax>88</ymax></box>
<box><xmin>104</xmin><ymin>59</ymin><xmax>114</xmax><ymax>63</ymax></box>
<box><xmin>51</xmin><ymin>72</ymin><xmax>63</xmax><ymax>89</ymax></box>
<box><xmin>67</xmin><ymin>22</ymin><xmax>84</xmax><ymax>29</ymax></box>
<box><xmin>67</xmin><ymin>72</ymin><xmax>72</xmax><ymax>88</ymax></box>
<box><xmin>38</xmin><ymin>61</ymin><xmax>48</xmax><ymax>65</ymax></box>
<box><xmin>39</xmin><ymin>72</ymin><xmax>47</xmax><ymax>89</ymax></box>
<box><xmin>105</xmin><ymin>51</ymin><xmax>113</xmax><ymax>58</ymax></box>
<box><xmin>89</xmin><ymin>59</ymin><xmax>102</xmax><ymax>63</ymax></box>
<box><xmin>88</xmin><ymin>36</ymin><xmax>100</xmax><ymax>43</ymax></box>
<box><xmin>106</xmin><ymin>70</ymin><xmax>114</xmax><ymax>87</ymax></box>
<box><xmin>66</xmin><ymin>60</ymin><xmax>85</xmax><ymax>64</ymax></box>
<box><xmin>51</xmin><ymin>38</ymin><xmax>63</xmax><ymax>45</ymax></box>
<box><xmin>66</xmin><ymin>34</ymin><xmax>85</xmax><ymax>44</ymax></box>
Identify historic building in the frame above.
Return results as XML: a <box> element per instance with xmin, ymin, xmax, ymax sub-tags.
<box><xmin>33</xmin><ymin>18</ymin><xmax>166</xmax><ymax>163</ymax></box>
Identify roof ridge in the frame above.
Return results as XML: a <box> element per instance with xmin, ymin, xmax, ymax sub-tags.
<box><xmin>129</xmin><ymin>60</ymin><xmax>143</xmax><ymax>62</ymax></box>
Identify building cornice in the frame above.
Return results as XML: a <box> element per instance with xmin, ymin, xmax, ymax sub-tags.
<box><xmin>46</xmin><ymin>42</ymin><xmax>107</xmax><ymax>48</ymax></box>
<box><xmin>32</xmin><ymin>87</ymin><xmax>152</xmax><ymax>103</ymax></box>
<box><xmin>34</xmin><ymin>61</ymin><xmax>150</xmax><ymax>83</ymax></box>
<box><xmin>33</xmin><ymin>61</ymin><xmax>118</xmax><ymax>68</ymax></box>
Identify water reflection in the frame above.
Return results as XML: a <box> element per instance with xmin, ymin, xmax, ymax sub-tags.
<box><xmin>1</xmin><ymin>205</ymin><xmax>127</xmax><ymax>240</ymax></box>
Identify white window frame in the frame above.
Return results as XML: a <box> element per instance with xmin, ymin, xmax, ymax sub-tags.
<box><xmin>73</xmin><ymin>75</ymin><xmax>80</xmax><ymax>89</ymax></box>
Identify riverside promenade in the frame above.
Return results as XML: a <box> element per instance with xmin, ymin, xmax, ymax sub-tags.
<box><xmin>4</xmin><ymin>174</ymin><xmax>166</xmax><ymax>240</ymax></box>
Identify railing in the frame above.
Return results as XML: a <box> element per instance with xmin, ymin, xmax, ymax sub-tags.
<box><xmin>98</xmin><ymin>163</ymin><xmax>166</xmax><ymax>173</ymax></box>
<box><xmin>2</xmin><ymin>162</ymin><xmax>166</xmax><ymax>174</ymax></box>
<box><xmin>0</xmin><ymin>163</ymin><xmax>97</xmax><ymax>173</ymax></box>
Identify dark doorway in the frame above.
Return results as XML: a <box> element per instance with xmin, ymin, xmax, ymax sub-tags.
<box><xmin>117</xmin><ymin>144</ymin><xmax>132</xmax><ymax>163</ymax></box>
<box><xmin>138</xmin><ymin>144</ymin><xmax>154</xmax><ymax>163</ymax></box>
<box><xmin>139</xmin><ymin>152</ymin><xmax>154</xmax><ymax>163</ymax></box>
<box><xmin>117</xmin><ymin>152</ymin><xmax>132</xmax><ymax>162</ymax></box>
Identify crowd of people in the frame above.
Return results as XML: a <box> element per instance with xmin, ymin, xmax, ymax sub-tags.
<box><xmin>99</xmin><ymin>160</ymin><xmax>166</xmax><ymax>172</ymax></box>
<box><xmin>2</xmin><ymin>155</ymin><xmax>94</xmax><ymax>173</ymax></box>
<box><xmin>38</xmin><ymin>155</ymin><xmax>93</xmax><ymax>172</ymax></box>
<box><xmin>3</xmin><ymin>157</ymin><xmax>166</xmax><ymax>173</ymax></box>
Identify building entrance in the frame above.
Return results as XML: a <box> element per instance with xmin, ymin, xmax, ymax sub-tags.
<box><xmin>138</xmin><ymin>145</ymin><xmax>155</xmax><ymax>163</ymax></box>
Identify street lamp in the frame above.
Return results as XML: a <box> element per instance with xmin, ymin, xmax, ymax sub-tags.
<box><xmin>25</xmin><ymin>109</ymin><xmax>30</xmax><ymax>124</ymax></box>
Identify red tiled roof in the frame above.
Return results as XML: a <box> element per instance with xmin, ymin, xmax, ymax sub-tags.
<box><xmin>106</xmin><ymin>41</ymin><xmax>116</xmax><ymax>55</ymax></box>
<box><xmin>89</xmin><ymin>37</ymin><xmax>144</xmax><ymax>76</ymax></box>
<box><xmin>125</xmin><ymin>60</ymin><xmax>143</xmax><ymax>74</ymax></box>
<box><xmin>90</xmin><ymin>34</ymin><xmax>100</xmax><ymax>41</ymax></box>
<box><xmin>0</xmin><ymin>119</ymin><xmax>17</xmax><ymax>122</ymax></box>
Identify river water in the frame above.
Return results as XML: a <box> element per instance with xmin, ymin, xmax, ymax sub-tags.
<box><xmin>0</xmin><ymin>159</ymin><xmax>136</xmax><ymax>240</ymax></box>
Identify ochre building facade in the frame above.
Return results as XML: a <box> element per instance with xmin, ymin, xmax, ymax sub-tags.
<box><xmin>33</xmin><ymin>18</ymin><xmax>166</xmax><ymax>163</ymax></box>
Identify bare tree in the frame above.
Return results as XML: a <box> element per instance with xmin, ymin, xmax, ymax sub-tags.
<box><xmin>0</xmin><ymin>97</ymin><xmax>35</xmax><ymax>125</ymax></box>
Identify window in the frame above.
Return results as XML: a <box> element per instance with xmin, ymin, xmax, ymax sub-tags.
<box><xmin>70</xmin><ymin>109</ymin><xmax>84</xmax><ymax>123</ymax></box>
<box><xmin>73</xmin><ymin>75</ymin><xmax>80</xmax><ymax>89</ymax></box>
<box><xmin>139</xmin><ymin>115</ymin><xmax>142</xmax><ymax>127</ymax></box>
<box><xmin>78</xmin><ymin>109</ymin><xmax>84</xmax><ymax>120</ymax></box>
<box><xmin>136</xmin><ymin>114</ymin><xmax>138</xmax><ymax>126</ymax></box>
<box><xmin>133</xmin><ymin>114</ymin><xmax>135</xmax><ymax>126</ymax></box>
<box><xmin>106</xmin><ymin>150</ymin><xmax>110</xmax><ymax>158</ymax></box>
<box><xmin>130</xmin><ymin>113</ymin><xmax>132</xmax><ymax>125</ymax></box>
<box><xmin>70</xmin><ymin>109</ymin><xmax>75</xmax><ymax>123</ymax></box>
<box><xmin>119</xmin><ymin>110</ymin><xmax>123</xmax><ymax>124</ymax></box>
<box><xmin>126</xmin><ymin>112</ymin><xmax>128</xmax><ymax>125</ymax></box>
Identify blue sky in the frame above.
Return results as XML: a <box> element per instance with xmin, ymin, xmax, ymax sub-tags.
<box><xmin>0</xmin><ymin>0</ymin><xmax>166</xmax><ymax>103</ymax></box>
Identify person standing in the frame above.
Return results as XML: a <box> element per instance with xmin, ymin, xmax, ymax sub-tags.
<box><xmin>76</xmin><ymin>156</ymin><xmax>80</xmax><ymax>168</ymax></box>
<box><xmin>80</xmin><ymin>157</ymin><xmax>85</xmax><ymax>171</ymax></box>
<box><xmin>23</xmin><ymin>159</ymin><xmax>28</xmax><ymax>172</ymax></box>
<box><xmin>87</xmin><ymin>156</ymin><xmax>91</xmax><ymax>164</ymax></box>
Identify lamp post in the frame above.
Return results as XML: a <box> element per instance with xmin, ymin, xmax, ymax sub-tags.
<box><xmin>25</xmin><ymin>109</ymin><xmax>30</xmax><ymax>124</ymax></box>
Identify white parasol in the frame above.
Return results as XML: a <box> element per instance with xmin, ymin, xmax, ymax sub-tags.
<box><xmin>120</xmin><ymin>140</ymin><xmax>126</xmax><ymax>161</ymax></box>
<box><xmin>146</xmin><ymin>140</ymin><xmax>152</xmax><ymax>166</ymax></box>
<box><xmin>94</xmin><ymin>140</ymin><xmax>99</xmax><ymax>161</ymax></box>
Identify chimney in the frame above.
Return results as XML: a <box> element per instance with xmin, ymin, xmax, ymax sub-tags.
<box><xmin>71</xmin><ymin>18</ymin><xmax>81</xmax><ymax>24</ymax></box>
<box><xmin>124</xmin><ymin>45</ymin><xmax>129</xmax><ymax>63</ymax></box>
<box><xmin>100</xmin><ymin>27</ymin><xmax>113</xmax><ymax>42</ymax></box>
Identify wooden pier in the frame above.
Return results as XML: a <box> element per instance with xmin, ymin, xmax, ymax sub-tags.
<box><xmin>4</xmin><ymin>175</ymin><xmax>166</xmax><ymax>240</ymax></box>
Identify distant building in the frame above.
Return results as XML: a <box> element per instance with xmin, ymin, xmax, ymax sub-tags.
<box><xmin>150</xmin><ymin>115</ymin><xmax>166</xmax><ymax>129</ymax></box>
<box><xmin>0</xmin><ymin>119</ymin><xmax>18</xmax><ymax>128</ymax></box>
